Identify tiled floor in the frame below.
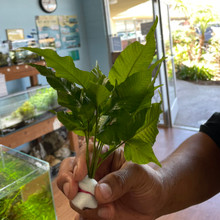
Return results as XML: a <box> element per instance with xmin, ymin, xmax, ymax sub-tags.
<box><xmin>53</xmin><ymin>127</ymin><xmax>220</xmax><ymax>219</ymax></box>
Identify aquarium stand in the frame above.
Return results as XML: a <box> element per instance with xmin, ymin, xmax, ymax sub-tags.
<box><xmin>0</xmin><ymin>115</ymin><xmax>79</xmax><ymax>152</ymax></box>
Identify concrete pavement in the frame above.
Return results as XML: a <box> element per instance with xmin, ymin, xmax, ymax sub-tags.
<box><xmin>174</xmin><ymin>79</ymin><xmax>220</xmax><ymax>128</ymax></box>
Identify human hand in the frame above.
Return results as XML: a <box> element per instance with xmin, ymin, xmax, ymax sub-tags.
<box><xmin>56</xmin><ymin>144</ymin><xmax>165</xmax><ymax>220</ymax></box>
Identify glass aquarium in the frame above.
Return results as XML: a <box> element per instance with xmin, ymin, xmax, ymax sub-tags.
<box><xmin>0</xmin><ymin>85</ymin><xmax>59</xmax><ymax>136</ymax></box>
<box><xmin>0</xmin><ymin>145</ymin><xmax>56</xmax><ymax>219</ymax></box>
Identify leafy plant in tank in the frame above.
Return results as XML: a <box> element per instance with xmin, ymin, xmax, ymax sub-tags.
<box><xmin>0</xmin><ymin>153</ymin><xmax>56</xmax><ymax>219</ymax></box>
<box><xmin>23</xmin><ymin>16</ymin><xmax>165</xmax><ymax>210</ymax></box>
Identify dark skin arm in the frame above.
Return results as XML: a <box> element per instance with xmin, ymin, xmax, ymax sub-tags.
<box><xmin>57</xmin><ymin>132</ymin><xmax>220</xmax><ymax>219</ymax></box>
<box><xmin>158</xmin><ymin>132</ymin><xmax>220</xmax><ymax>215</ymax></box>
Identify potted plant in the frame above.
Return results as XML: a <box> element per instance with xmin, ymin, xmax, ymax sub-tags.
<box><xmin>23</xmin><ymin>16</ymin><xmax>165</xmax><ymax>210</ymax></box>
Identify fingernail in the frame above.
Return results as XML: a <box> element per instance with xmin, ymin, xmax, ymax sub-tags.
<box><xmin>102</xmin><ymin>145</ymin><xmax>109</xmax><ymax>153</ymax></box>
<box><xmin>98</xmin><ymin>183</ymin><xmax>112</xmax><ymax>200</ymax></box>
<box><xmin>63</xmin><ymin>182</ymin><xmax>69</xmax><ymax>197</ymax></box>
<box><xmin>98</xmin><ymin>207</ymin><xmax>110</xmax><ymax>219</ymax></box>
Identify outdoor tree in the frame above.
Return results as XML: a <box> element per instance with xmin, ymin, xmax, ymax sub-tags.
<box><xmin>170</xmin><ymin>0</ymin><xmax>220</xmax><ymax>80</ymax></box>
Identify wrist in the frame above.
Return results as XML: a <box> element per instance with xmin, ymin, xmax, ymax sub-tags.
<box><xmin>141</xmin><ymin>164</ymin><xmax>169</xmax><ymax>219</ymax></box>
<box><xmin>152</xmin><ymin>166</ymin><xmax>170</xmax><ymax>218</ymax></box>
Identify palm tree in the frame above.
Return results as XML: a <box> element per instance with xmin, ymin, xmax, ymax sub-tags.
<box><xmin>191</xmin><ymin>8</ymin><xmax>215</xmax><ymax>61</ymax></box>
<box><xmin>171</xmin><ymin>0</ymin><xmax>218</xmax><ymax>62</ymax></box>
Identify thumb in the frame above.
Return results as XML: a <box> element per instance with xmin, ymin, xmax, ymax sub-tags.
<box><xmin>95</xmin><ymin>162</ymin><xmax>144</xmax><ymax>203</ymax></box>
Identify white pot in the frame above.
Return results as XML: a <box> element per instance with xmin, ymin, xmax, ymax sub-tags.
<box><xmin>71</xmin><ymin>175</ymin><xmax>98</xmax><ymax>210</ymax></box>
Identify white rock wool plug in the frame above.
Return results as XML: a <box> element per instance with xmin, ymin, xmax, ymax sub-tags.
<box><xmin>71</xmin><ymin>175</ymin><xmax>98</xmax><ymax>210</ymax></box>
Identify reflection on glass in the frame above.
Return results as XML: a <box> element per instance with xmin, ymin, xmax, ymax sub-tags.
<box><xmin>160</xmin><ymin>1</ymin><xmax>177</xmax><ymax>116</ymax></box>
<box><xmin>107</xmin><ymin>0</ymin><xmax>164</xmax><ymax>124</ymax></box>
<box><xmin>160</xmin><ymin>2</ymin><xmax>172</xmax><ymax>56</ymax></box>
<box><xmin>166</xmin><ymin>59</ymin><xmax>176</xmax><ymax>105</ymax></box>
<box><xmin>108</xmin><ymin>0</ymin><xmax>154</xmax><ymax>50</ymax></box>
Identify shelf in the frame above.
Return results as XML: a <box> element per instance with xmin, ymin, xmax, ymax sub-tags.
<box><xmin>0</xmin><ymin>61</ymin><xmax>79</xmax><ymax>152</ymax></box>
<box><xmin>0</xmin><ymin>61</ymin><xmax>45</xmax><ymax>86</ymax></box>
<box><xmin>0</xmin><ymin>115</ymin><xmax>79</xmax><ymax>151</ymax></box>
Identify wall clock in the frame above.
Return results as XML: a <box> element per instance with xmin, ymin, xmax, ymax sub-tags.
<box><xmin>39</xmin><ymin>0</ymin><xmax>57</xmax><ymax>13</ymax></box>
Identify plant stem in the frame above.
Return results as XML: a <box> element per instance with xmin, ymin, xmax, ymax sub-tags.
<box><xmin>89</xmin><ymin>143</ymin><xmax>97</xmax><ymax>178</ymax></box>
<box><xmin>85</xmin><ymin>126</ymin><xmax>90</xmax><ymax>177</ymax></box>
<box><xmin>89</xmin><ymin>108</ymin><xmax>100</xmax><ymax>178</ymax></box>
<box><xmin>91</xmin><ymin>142</ymin><xmax>103</xmax><ymax>178</ymax></box>
<box><xmin>97</xmin><ymin>141</ymin><xmax>126</xmax><ymax>169</ymax></box>
<box><xmin>89</xmin><ymin>141</ymin><xmax>103</xmax><ymax>179</ymax></box>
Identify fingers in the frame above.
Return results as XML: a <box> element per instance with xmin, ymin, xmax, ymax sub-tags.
<box><xmin>56</xmin><ymin>157</ymin><xmax>78</xmax><ymax>200</ymax></box>
<box><xmin>70</xmin><ymin>200</ymin><xmax>115</xmax><ymax>220</ymax></box>
<box><xmin>56</xmin><ymin>145</ymin><xmax>88</xmax><ymax>200</ymax></box>
<box><xmin>74</xmin><ymin>145</ymin><xmax>88</xmax><ymax>181</ymax></box>
<box><xmin>95</xmin><ymin>162</ymin><xmax>145</xmax><ymax>204</ymax></box>
<box><xmin>56</xmin><ymin>140</ymin><xmax>104</xmax><ymax>201</ymax></box>
<box><xmin>95</xmin><ymin>146</ymin><xmax>125</xmax><ymax>181</ymax></box>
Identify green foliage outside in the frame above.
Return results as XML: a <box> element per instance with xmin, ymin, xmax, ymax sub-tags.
<box><xmin>171</xmin><ymin>0</ymin><xmax>220</xmax><ymax>81</ymax></box>
<box><xmin>24</xmin><ymin>17</ymin><xmax>165</xmax><ymax>178</ymax></box>
<box><xmin>176</xmin><ymin>62</ymin><xmax>214</xmax><ymax>81</ymax></box>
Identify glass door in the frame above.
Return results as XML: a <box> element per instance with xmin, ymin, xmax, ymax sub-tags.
<box><xmin>103</xmin><ymin>0</ymin><xmax>168</xmax><ymax>126</ymax></box>
<box><xmin>153</xmin><ymin>0</ymin><xmax>179</xmax><ymax>126</ymax></box>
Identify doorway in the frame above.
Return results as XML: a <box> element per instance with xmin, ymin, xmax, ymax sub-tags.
<box><xmin>103</xmin><ymin>0</ymin><xmax>172</xmax><ymax>126</ymax></box>
<box><xmin>104</xmin><ymin>0</ymin><xmax>220</xmax><ymax>130</ymax></box>
<box><xmin>166</xmin><ymin>0</ymin><xmax>220</xmax><ymax>129</ymax></box>
<box><xmin>105</xmin><ymin>0</ymin><xmax>220</xmax><ymax>130</ymax></box>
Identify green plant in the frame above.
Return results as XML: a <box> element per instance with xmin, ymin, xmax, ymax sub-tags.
<box><xmin>0</xmin><ymin>52</ymin><xmax>9</xmax><ymax>67</ymax></box>
<box><xmin>24</xmin><ymin>17</ymin><xmax>165</xmax><ymax>179</ymax></box>
<box><xmin>10</xmin><ymin>87</ymin><xmax>57</xmax><ymax>122</ymax></box>
<box><xmin>16</xmin><ymin>101</ymin><xmax>35</xmax><ymax>120</ymax></box>
<box><xmin>176</xmin><ymin>63</ymin><xmax>214</xmax><ymax>81</ymax></box>
<box><xmin>29</xmin><ymin>87</ymin><xmax>57</xmax><ymax>111</ymax></box>
<box><xmin>10</xmin><ymin>186</ymin><xmax>55</xmax><ymax>220</ymax></box>
<box><xmin>171</xmin><ymin>0</ymin><xmax>218</xmax><ymax>62</ymax></box>
<box><xmin>0</xmin><ymin>152</ymin><xmax>55</xmax><ymax>220</ymax></box>
<box><xmin>0</xmin><ymin>186</ymin><xmax>55</xmax><ymax>220</ymax></box>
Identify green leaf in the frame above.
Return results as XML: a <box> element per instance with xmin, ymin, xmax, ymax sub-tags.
<box><xmin>108</xmin><ymin>16</ymin><xmax>158</xmax><ymax>86</ymax></box>
<box><xmin>97</xmin><ymin>108</ymin><xmax>147</xmax><ymax>145</ymax></box>
<box><xmin>148</xmin><ymin>56</ymin><xmax>167</xmax><ymax>87</ymax></box>
<box><xmin>124</xmin><ymin>103</ymin><xmax>162</xmax><ymax>166</ymax></box>
<box><xmin>124</xmin><ymin>138</ymin><xmax>160</xmax><ymax>166</ymax></box>
<box><xmin>86</xmin><ymin>82</ymin><xmax>111</xmax><ymax>107</ymax></box>
<box><xmin>57</xmin><ymin>91</ymin><xmax>80</xmax><ymax>111</ymax></box>
<box><xmin>29</xmin><ymin>64</ymin><xmax>67</xmax><ymax>92</ymax></box>
<box><xmin>23</xmin><ymin>47</ymin><xmax>97</xmax><ymax>89</ymax></box>
<box><xmin>91</xmin><ymin>62</ymin><xmax>107</xmax><ymax>85</ymax></box>
<box><xmin>57</xmin><ymin>111</ymin><xmax>84</xmax><ymax>132</ymax></box>
<box><xmin>58</xmin><ymin>90</ymin><xmax>96</xmax><ymax>124</ymax></box>
<box><xmin>114</xmin><ymin>71</ymin><xmax>154</xmax><ymax>113</ymax></box>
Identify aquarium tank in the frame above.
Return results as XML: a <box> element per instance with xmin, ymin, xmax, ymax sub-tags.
<box><xmin>0</xmin><ymin>85</ymin><xmax>59</xmax><ymax>136</ymax></box>
<box><xmin>0</xmin><ymin>145</ymin><xmax>56</xmax><ymax>219</ymax></box>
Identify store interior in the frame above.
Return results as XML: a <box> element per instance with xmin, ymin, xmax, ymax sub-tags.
<box><xmin>1</xmin><ymin>0</ymin><xmax>220</xmax><ymax>219</ymax></box>
<box><xmin>0</xmin><ymin>1</ymin><xmax>112</xmax><ymax>219</ymax></box>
